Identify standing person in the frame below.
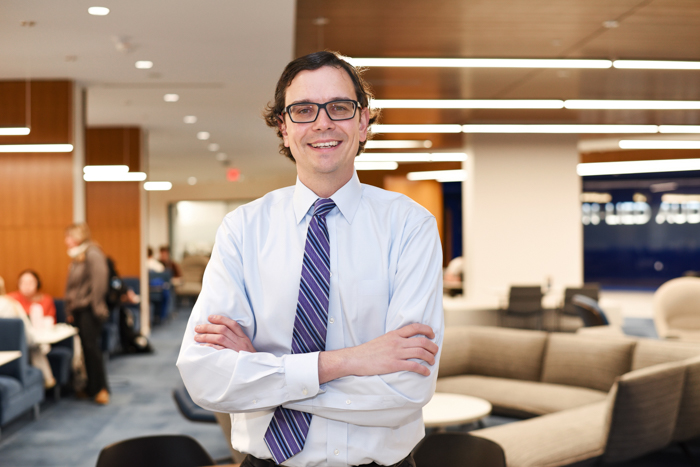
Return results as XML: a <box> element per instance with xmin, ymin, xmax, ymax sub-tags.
<box><xmin>178</xmin><ymin>51</ymin><xmax>443</xmax><ymax>467</ymax></box>
<box><xmin>9</xmin><ymin>270</ymin><xmax>57</xmax><ymax>324</ymax></box>
<box><xmin>64</xmin><ymin>223</ymin><xmax>110</xmax><ymax>405</ymax></box>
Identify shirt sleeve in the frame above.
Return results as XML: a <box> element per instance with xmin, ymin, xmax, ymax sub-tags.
<box><xmin>285</xmin><ymin>215</ymin><xmax>444</xmax><ymax>428</ymax></box>
<box><xmin>176</xmin><ymin>213</ymin><xmax>322</xmax><ymax>414</ymax></box>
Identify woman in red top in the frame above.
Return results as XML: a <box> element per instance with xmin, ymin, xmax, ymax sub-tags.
<box><xmin>9</xmin><ymin>270</ymin><xmax>56</xmax><ymax>324</ymax></box>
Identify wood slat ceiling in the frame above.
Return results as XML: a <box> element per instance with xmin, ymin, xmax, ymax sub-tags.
<box><xmin>295</xmin><ymin>0</ymin><xmax>700</xmax><ymax>150</ymax></box>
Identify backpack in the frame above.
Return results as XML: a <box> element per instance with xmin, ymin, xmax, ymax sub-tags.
<box><xmin>106</xmin><ymin>256</ymin><xmax>125</xmax><ymax>309</ymax></box>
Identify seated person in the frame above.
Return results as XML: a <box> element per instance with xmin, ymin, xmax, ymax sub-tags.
<box><xmin>147</xmin><ymin>246</ymin><xmax>165</xmax><ymax>273</ymax></box>
<box><xmin>158</xmin><ymin>245</ymin><xmax>182</xmax><ymax>280</ymax></box>
<box><xmin>0</xmin><ymin>276</ymin><xmax>56</xmax><ymax>388</ymax></box>
<box><xmin>9</xmin><ymin>269</ymin><xmax>56</xmax><ymax>326</ymax></box>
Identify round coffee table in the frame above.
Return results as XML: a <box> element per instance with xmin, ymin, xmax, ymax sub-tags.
<box><xmin>422</xmin><ymin>393</ymin><xmax>492</xmax><ymax>429</ymax></box>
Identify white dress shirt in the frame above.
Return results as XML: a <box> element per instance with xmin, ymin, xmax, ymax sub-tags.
<box><xmin>177</xmin><ymin>172</ymin><xmax>444</xmax><ymax>467</ymax></box>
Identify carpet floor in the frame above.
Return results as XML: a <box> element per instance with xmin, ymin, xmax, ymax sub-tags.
<box><xmin>1</xmin><ymin>313</ymin><xmax>699</xmax><ymax>467</ymax></box>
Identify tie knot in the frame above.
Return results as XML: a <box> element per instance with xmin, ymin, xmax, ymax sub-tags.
<box><xmin>313</xmin><ymin>198</ymin><xmax>336</xmax><ymax>218</ymax></box>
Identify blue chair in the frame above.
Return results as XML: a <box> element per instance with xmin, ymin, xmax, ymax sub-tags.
<box><xmin>48</xmin><ymin>299</ymin><xmax>74</xmax><ymax>400</ymax></box>
<box><xmin>149</xmin><ymin>271</ymin><xmax>173</xmax><ymax>324</ymax></box>
<box><xmin>0</xmin><ymin>318</ymin><xmax>45</xmax><ymax>437</ymax></box>
<box><xmin>122</xmin><ymin>276</ymin><xmax>141</xmax><ymax>334</ymax></box>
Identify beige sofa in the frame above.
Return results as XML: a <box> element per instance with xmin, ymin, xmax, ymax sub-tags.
<box><xmin>436</xmin><ymin>326</ymin><xmax>700</xmax><ymax>466</ymax></box>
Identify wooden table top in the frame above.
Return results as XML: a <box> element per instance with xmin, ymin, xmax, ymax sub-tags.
<box><xmin>422</xmin><ymin>392</ymin><xmax>492</xmax><ymax>428</ymax></box>
<box><xmin>33</xmin><ymin>323</ymin><xmax>78</xmax><ymax>345</ymax></box>
<box><xmin>0</xmin><ymin>350</ymin><xmax>22</xmax><ymax>366</ymax></box>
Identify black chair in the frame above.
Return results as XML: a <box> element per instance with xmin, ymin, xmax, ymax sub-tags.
<box><xmin>571</xmin><ymin>294</ymin><xmax>609</xmax><ymax>327</ymax></box>
<box><xmin>413</xmin><ymin>432</ymin><xmax>506</xmax><ymax>467</ymax></box>
<box><xmin>499</xmin><ymin>285</ymin><xmax>544</xmax><ymax>330</ymax></box>
<box><xmin>557</xmin><ymin>285</ymin><xmax>600</xmax><ymax>331</ymax></box>
<box><xmin>95</xmin><ymin>434</ymin><xmax>215</xmax><ymax>467</ymax></box>
<box><xmin>173</xmin><ymin>383</ymin><xmax>217</xmax><ymax>423</ymax></box>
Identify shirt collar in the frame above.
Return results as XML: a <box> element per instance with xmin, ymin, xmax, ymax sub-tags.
<box><xmin>293</xmin><ymin>171</ymin><xmax>362</xmax><ymax>225</ymax></box>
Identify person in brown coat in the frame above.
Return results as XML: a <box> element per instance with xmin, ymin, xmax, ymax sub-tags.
<box><xmin>64</xmin><ymin>222</ymin><xmax>110</xmax><ymax>405</ymax></box>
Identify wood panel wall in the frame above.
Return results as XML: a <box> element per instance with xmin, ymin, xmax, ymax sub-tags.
<box><xmin>85</xmin><ymin>127</ymin><xmax>142</xmax><ymax>277</ymax></box>
<box><xmin>0</xmin><ymin>80</ymin><xmax>74</xmax><ymax>298</ymax></box>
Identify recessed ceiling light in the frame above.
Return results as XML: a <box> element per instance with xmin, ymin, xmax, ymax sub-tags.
<box><xmin>208</xmin><ymin>143</ymin><xmax>220</xmax><ymax>151</ymax></box>
<box><xmin>215</xmin><ymin>152</ymin><xmax>228</xmax><ymax>161</ymax></box>
<box><xmin>88</xmin><ymin>6</ymin><xmax>110</xmax><ymax>16</ymax></box>
<box><xmin>164</xmin><ymin>94</ymin><xmax>179</xmax><ymax>102</ymax></box>
<box><xmin>197</xmin><ymin>131</ymin><xmax>210</xmax><ymax>140</ymax></box>
<box><xmin>187</xmin><ymin>177</ymin><xmax>197</xmax><ymax>185</ymax></box>
<box><xmin>184</xmin><ymin>116</ymin><xmax>197</xmax><ymax>124</ymax></box>
<box><xmin>135</xmin><ymin>61</ymin><xmax>153</xmax><ymax>69</ymax></box>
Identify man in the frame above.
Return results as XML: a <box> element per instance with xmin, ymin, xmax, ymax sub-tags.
<box><xmin>177</xmin><ymin>51</ymin><xmax>443</xmax><ymax>467</ymax></box>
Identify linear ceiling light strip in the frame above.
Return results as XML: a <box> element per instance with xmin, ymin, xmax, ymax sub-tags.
<box><xmin>348</xmin><ymin>58</ymin><xmax>700</xmax><ymax>70</ymax></box>
<box><xmin>347</xmin><ymin>58</ymin><xmax>612</xmax><ymax>68</ymax></box>
<box><xmin>578</xmin><ymin>159</ymin><xmax>700</xmax><ymax>176</ymax></box>
<box><xmin>372</xmin><ymin>99</ymin><xmax>700</xmax><ymax>110</ymax></box>
<box><xmin>0</xmin><ymin>144</ymin><xmax>73</xmax><ymax>152</ymax></box>
<box><xmin>0</xmin><ymin>127</ymin><xmax>31</xmax><ymax>135</ymax></box>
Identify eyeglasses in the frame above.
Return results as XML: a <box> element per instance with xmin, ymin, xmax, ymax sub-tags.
<box><xmin>284</xmin><ymin>100</ymin><xmax>360</xmax><ymax>123</ymax></box>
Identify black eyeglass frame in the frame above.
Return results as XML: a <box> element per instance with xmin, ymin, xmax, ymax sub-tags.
<box><xmin>283</xmin><ymin>99</ymin><xmax>361</xmax><ymax>123</ymax></box>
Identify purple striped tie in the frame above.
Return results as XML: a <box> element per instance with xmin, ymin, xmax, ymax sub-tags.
<box><xmin>264</xmin><ymin>198</ymin><xmax>335</xmax><ymax>464</ymax></box>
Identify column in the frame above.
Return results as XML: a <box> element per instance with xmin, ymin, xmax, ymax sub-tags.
<box><xmin>463</xmin><ymin>133</ymin><xmax>583</xmax><ymax>304</ymax></box>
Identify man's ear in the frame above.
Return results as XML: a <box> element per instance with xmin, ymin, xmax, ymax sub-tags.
<box><xmin>278</xmin><ymin>115</ymin><xmax>290</xmax><ymax>148</ymax></box>
<box><xmin>358</xmin><ymin>107</ymin><xmax>370</xmax><ymax>142</ymax></box>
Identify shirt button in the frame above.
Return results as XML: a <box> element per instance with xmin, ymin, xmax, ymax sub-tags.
<box><xmin>334</xmin><ymin>449</ymin><xmax>339</xmax><ymax>456</ymax></box>
<box><xmin>346</xmin><ymin>399</ymin><xmax>351</xmax><ymax>405</ymax></box>
<box><xmin>302</xmin><ymin>387</ymin><xmax>308</xmax><ymax>395</ymax></box>
<box><xmin>329</xmin><ymin>317</ymin><xmax>335</xmax><ymax>324</ymax></box>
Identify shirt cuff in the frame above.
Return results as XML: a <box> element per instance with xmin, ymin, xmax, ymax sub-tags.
<box><xmin>284</xmin><ymin>351</ymin><xmax>320</xmax><ymax>401</ymax></box>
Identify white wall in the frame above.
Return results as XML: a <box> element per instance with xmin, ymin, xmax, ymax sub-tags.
<box><xmin>464</xmin><ymin>133</ymin><xmax>583</xmax><ymax>304</ymax></box>
<box><xmin>146</xmin><ymin>173</ymin><xmax>296</xmax><ymax>250</ymax></box>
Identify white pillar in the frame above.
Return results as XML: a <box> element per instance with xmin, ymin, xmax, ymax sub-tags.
<box><xmin>463</xmin><ymin>133</ymin><xmax>582</xmax><ymax>305</ymax></box>
<box><xmin>72</xmin><ymin>83</ymin><xmax>86</xmax><ymax>222</ymax></box>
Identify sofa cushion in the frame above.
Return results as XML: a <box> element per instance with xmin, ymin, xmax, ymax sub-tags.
<box><xmin>439</xmin><ymin>326</ymin><xmax>548</xmax><ymax>381</ymax></box>
<box><xmin>541</xmin><ymin>333</ymin><xmax>636</xmax><ymax>392</ymax></box>
<box><xmin>0</xmin><ymin>376</ymin><xmax>23</xmax><ymax>399</ymax></box>
<box><xmin>603</xmin><ymin>359</ymin><xmax>686</xmax><ymax>464</ymax></box>
<box><xmin>631</xmin><ymin>338</ymin><xmax>700</xmax><ymax>370</ymax></box>
<box><xmin>435</xmin><ymin>375</ymin><xmax>607</xmax><ymax>418</ymax></box>
<box><xmin>673</xmin><ymin>355</ymin><xmax>700</xmax><ymax>443</ymax></box>
<box><xmin>472</xmin><ymin>401</ymin><xmax>608</xmax><ymax>467</ymax></box>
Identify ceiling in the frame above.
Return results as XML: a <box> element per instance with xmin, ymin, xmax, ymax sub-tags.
<box><xmin>3</xmin><ymin>0</ymin><xmax>700</xmax><ymax>185</ymax></box>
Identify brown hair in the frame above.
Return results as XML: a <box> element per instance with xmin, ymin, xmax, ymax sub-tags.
<box><xmin>263</xmin><ymin>50</ymin><xmax>380</xmax><ymax>162</ymax></box>
<box><xmin>65</xmin><ymin>222</ymin><xmax>91</xmax><ymax>244</ymax></box>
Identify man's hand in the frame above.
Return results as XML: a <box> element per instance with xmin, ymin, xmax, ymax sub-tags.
<box><xmin>194</xmin><ymin>315</ymin><xmax>256</xmax><ymax>353</ymax></box>
<box><xmin>318</xmin><ymin>323</ymin><xmax>438</xmax><ymax>384</ymax></box>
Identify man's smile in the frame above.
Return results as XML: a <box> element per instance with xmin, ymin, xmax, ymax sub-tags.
<box><xmin>309</xmin><ymin>140</ymin><xmax>341</xmax><ymax>149</ymax></box>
